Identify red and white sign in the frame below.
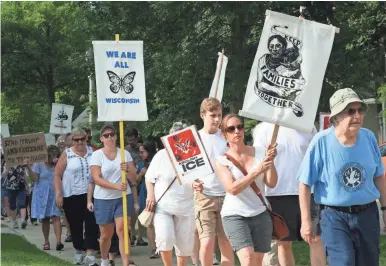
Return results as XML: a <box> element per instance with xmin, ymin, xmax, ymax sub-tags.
<box><xmin>161</xmin><ymin>126</ymin><xmax>213</xmax><ymax>183</ymax></box>
<box><xmin>319</xmin><ymin>113</ymin><xmax>331</xmax><ymax>131</ymax></box>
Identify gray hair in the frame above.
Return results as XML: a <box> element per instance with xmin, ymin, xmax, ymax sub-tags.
<box><xmin>71</xmin><ymin>127</ymin><xmax>87</xmax><ymax>137</ymax></box>
<box><xmin>169</xmin><ymin>120</ymin><xmax>190</xmax><ymax>134</ymax></box>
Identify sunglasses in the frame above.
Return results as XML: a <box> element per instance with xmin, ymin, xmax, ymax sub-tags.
<box><xmin>225</xmin><ymin>124</ymin><xmax>244</xmax><ymax>133</ymax></box>
<box><xmin>102</xmin><ymin>132</ymin><xmax>116</xmax><ymax>138</ymax></box>
<box><xmin>344</xmin><ymin>106</ymin><xmax>366</xmax><ymax>116</ymax></box>
<box><xmin>72</xmin><ymin>137</ymin><xmax>86</xmax><ymax>142</ymax></box>
<box><xmin>58</xmin><ymin>140</ymin><xmax>65</xmax><ymax>143</ymax></box>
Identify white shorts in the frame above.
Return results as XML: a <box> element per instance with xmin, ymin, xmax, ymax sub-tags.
<box><xmin>153</xmin><ymin>209</ymin><xmax>195</xmax><ymax>256</ymax></box>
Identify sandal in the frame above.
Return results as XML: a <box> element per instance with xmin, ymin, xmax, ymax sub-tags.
<box><xmin>136</xmin><ymin>239</ymin><xmax>148</xmax><ymax>246</ymax></box>
<box><xmin>43</xmin><ymin>243</ymin><xmax>50</xmax><ymax>250</ymax></box>
<box><xmin>150</xmin><ymin>250</ymin><xmax>160</xmax><ymax>259</ymax></box>
<box><xmin>56</xmin><ymin>242</ymin><xmax>64</xmax><ymax>251</ymax></box>
<box><xmin>129</xmin><ymin>260</ymin><xmax>136</xmax><ymax>266</ymax></box>
<box><xmin>108</xmin><ymin>260</ymin><xmax>115</xmax><ymax>266</ymax></box>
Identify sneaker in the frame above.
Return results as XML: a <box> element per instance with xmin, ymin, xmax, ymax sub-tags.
<box><xmin>21</xmin><ymin>220</ymin><xmax>27</xmax><ymax>229</ymax></box>
<box><xmin>13</xmin><ymin>221</ymin><xmax>19</xmax><ymax>229</ymax></box>
<box><xmin>32</xmin><ymin>221</ymin><xmax>39</xmax><ymax>226</ymax></box>
<box><xmin>65</xmin><ymin>235</ymin><xmax>72</xmax><ymax>242</ymax></box>
<box><xmin>100</xmin><ymin>259</ymin><xmax>109</xmax><ymax>266</ymax></box>
<box><xmin>84</xmin><ymin>254</ymin><xmax>98</xmax><ymax>266</ymax></box>
<box><xmin>73</xmin><ymin>253</ymin><xmax>84</xmax><ymax>265</ymax></box>
<box><xmin>213</xmin><ymin>253</ymin><xmax>219</xmax><ymax>265</ymax></box>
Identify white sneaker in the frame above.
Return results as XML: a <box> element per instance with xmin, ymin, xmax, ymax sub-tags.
<box><xmin>213</xmin><ymin>253</ymin><xmax>220</xmax><ymax>265</ymax></box>
<box><xmin>84</xmin><ymin>254</ymin><xmax>98</xmax><ymax>266</ymax></box>
<box><xmin>73</xmin><ymin>253</ymin><xmax>84</xmax><ymax>265</ymax></box>
<box><xmin>100</xmin><ymin>259</ymin><xmax>109</xmax><ymax>266</ymax></box>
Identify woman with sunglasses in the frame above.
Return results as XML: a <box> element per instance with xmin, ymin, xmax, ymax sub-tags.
<box><xmin>298</xmin><ymin>88</ymin><xmax>386</xmax><ymax>266</ymax></box>
<box><xmin>214</xmin><ymin>114</ymin><xmax>278</xmax><ymax>266</ymax></box>
<box><xmin>54</xmin><ymin>128</ymin><xmax>99</xmax><ymax>266</ymax></box>
<box><xmin>137</xmin><ymin>141</ymin><xmax>158</xmax><ymax>258</ymax></box>
<box><xmin>25</xmin><ymin>145</ymin><xmax>64</xmax><ymax>251</ymax></box>
<box><xmin>90</xmin><ymin>124</ymin><xmax>136</xmax><ymax>266</ymax></box>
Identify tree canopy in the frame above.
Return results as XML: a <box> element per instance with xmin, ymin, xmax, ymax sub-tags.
<box><xmin>1</xmin><ymin>1</ymin><xmax>385</xmax><ymax>138</ymax></box>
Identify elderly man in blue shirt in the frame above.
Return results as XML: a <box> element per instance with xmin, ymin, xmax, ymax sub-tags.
<box><xmin>297</xmin><ymin>88</ymin><xmax>386</xmax><ymax>266</ymax></box>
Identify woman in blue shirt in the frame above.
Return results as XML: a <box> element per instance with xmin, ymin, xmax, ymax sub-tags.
<box><xmin>297</xmin><ymin>88</ymin><xmax>386</xmax><ymax>266</ymax></box>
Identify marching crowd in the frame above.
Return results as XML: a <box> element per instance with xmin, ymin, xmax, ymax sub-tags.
<box><xmin>1</xmin><ymin>88</ymin><xmax>386</xmax><ymax>266</ymax></box>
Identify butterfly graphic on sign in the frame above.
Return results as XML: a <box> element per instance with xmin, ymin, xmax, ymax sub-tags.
<box><xmin>106</xmin><ymin>71</ymin><xmax>136</xmax><ymax>94</ymax></box>
<box><xmin>56</xmin><ymin>110</ymin><xmax>68</xmax><ymax>122</ymax></box>
<box><xmin>168</xmin><ymin>130</ymin><xmax>201</xmax><ymax>162</ymax></box>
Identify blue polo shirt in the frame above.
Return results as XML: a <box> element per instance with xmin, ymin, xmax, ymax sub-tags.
<box><xmin>297</xmin><ymin>127</ymin><xmax>384</xmax><ymax>206</ymax></box>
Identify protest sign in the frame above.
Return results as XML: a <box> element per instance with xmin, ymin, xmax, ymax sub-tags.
<box><xmin>49</xmin><ymin>103</ymin><xmax>74</xmax><ymax>134</ymax></box>
<box><xmin>161</xmin><ymin>126</ymin><xmax>213</xmax><ymax>184</ymax></box>
<box><xmin>2</xmin><ymin>132</ymin><xmax>47</xmax><ymax>167</ymax></box>
<box><xmin>92</xmin><ymin>40</ymin><xmax>148</xmax><ymax>121</ymax></box>
<box><xmin>319</xmin><ymin>113</ymin><xmax>331</xmax><ymax>131</ymax></box>
<box><xmin>1</xmin><ymin>124</ymin><xmax>10</xmax><ymax>138</ymax></box>
<box><xmin>239</xmin><ymin>10</ymin><xmax>337</xmax><ymax>132</ymax></box>
<box><xmin>209</xmin><ymin>51</ymin><xmax>228</xmax><ymax>102</ymax></box>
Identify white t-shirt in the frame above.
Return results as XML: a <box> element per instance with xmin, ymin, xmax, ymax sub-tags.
<box><xmin>199</xmin><ymin>129</ymin><xmax>228</xmax><ymax>196</ymax></box>
<box><xmin>90</xmin><ymin>148</ymin><xmax>133</xmax><ymax>200</ymax></box>
<box><xmin>146</xmin><ymin>149</ymin><xmax>194</xmax><ymax>216</ymax></box>
<box><xmin>216</xmin><ymin>150</ymin><xmax>267</xmax><ymax>218</ymax></box>
<box><xmin>253</xmin><ymin>122</ymin><xmax>316</xmax><ymax>196</ymax></box>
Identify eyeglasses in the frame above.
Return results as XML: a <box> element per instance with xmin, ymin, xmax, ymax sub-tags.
<box><xmin>344</xmin><ymin>107</ymin><xmax>366</xmax><ymax>116</ymax></box>
<box><xmin>72</xmin><ymin>137</ymin><xmax>86</xmax><ymax>142</ymax></box>
<box><xmin>102</xmin><ymin>132</ymin><xmax>116</xmax><ymax>138</ymax></box>
<box><xmin>58</xmin><ymin>140</ymin><xmax>65</xmax><ymax>143</ymax></box>
<box><xmin>225</xmin><ymin>124</ymin><xmax>244</xmax><ymax>133</ymax></box>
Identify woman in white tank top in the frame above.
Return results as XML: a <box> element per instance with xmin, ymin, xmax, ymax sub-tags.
<box><xmin>214</xmin><ymin>114</ymin><xmax>278</xmax><ymax>266</ymax></box>
<box><xmin>54</xmin><ymin>128</ymin><xmax>99</xmax><ymax>266</ymax></box>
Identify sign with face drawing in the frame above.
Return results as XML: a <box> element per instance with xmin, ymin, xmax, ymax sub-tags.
<box><xmin>239</xmin><ymin>10</ymin><xmax>337</xmax><ymax>132</ymax></box>
<box><xmin>49</xmin><ymin>103</ymin><xmax>74</xmax><ymax>134</ymax></box>
<box><xmin>161</xmin><ymin>126</ymin><xmax>213</xmax><ymax>183</ymax></box>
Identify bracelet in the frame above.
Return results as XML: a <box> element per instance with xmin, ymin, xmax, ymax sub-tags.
<box><xmin>381</xmin><ymin>206</ymin><xmax>386</xmax><ymax>211</ymax></box>
<box><xmin>130</xmin><ymin>183</ymin><xmax>137</xmax><ymax>188</ymax></box>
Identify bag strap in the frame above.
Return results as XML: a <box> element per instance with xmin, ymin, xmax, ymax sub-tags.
<box><xmin>156</xmin><ymin>177</ymin><xmax>177</xmax><ymax>204</ymax></box>
<box><xmin>223</xmin><ymin>153</ymin><xmax>268</xmax><ymax>208</ymax></box>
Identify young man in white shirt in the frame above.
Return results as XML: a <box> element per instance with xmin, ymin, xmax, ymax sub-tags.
<box><xmin>253</xmin><ymin>122</ymin><xmax>326</xmax><ymax>266</ymax></box>
<box><xmin>192</xmin><ymin>98</ymin><xmax>234</xmax><ymax>266</ymax></box>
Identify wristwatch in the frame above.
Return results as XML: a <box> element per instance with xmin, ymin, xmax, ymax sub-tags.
<box><xmin>381</xmin><ymin>206</ymin><xmax>386</xmax><ymax>211</ymax></box>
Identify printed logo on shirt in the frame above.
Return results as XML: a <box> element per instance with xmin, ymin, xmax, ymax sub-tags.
<box><xmin>339</xmin><ymin>163</ymin><xmax>366</xmax><ymax>192</ymax></box>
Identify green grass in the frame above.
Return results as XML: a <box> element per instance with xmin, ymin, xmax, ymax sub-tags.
<box><xmin>1</xmin><ymin>233</ymin><xmax>73</xmax><ymax>266</ymax></box>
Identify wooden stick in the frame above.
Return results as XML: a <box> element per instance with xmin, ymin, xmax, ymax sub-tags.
<box><xmin>161</xmin><ymin>137</ymin><xmax>182</xmax><ymax>185</ymax></box>
<box><xmin>116</xmin><ymin>33</ymin><xmax>130</xmax><ymax>256</ymax></box>
<box><xmin>214</xmin><ymin>48</ymin><xmax>225</xmax><ymax>99</ymax></box>
<box><xmin>270</xmin><ymin>124</ymin><xmax>280</xmax><ymax>146</ymax></box>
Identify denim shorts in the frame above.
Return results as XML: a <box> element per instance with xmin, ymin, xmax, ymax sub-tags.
<box><xmin>320</xmin><ymin>202</ymin><xmax>380</xmax><ymax>266</ymax></box>
<box><xmin>7</xmin><ymin>189</ymin><xmax>27</xmax><ymax>210</ymax></box>
<box><xmin>223</xmin><ymin>211</ymin><xmax>272</xmax><ymax>253</ymax></box>
<box><xmin>94</xmin><ymin>194</ymin><xmax>134</xmax><ymax>225</ymax></box>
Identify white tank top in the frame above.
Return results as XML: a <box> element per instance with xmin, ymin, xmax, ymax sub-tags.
<box><xmin>216</xmin><ymin>150</ymin><xmax>268</xmax><ymax>218</ymax></box>
<box><xmin>62</xmin><ymin>146</ymin><xmax>93</xmax><ymax>197</ymax></box>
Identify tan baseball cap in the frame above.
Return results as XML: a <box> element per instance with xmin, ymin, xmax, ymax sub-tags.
<box><xmin>329</xmin><ymin>88</ymin><xmax>367</xmax><ymax>122</ymax></box>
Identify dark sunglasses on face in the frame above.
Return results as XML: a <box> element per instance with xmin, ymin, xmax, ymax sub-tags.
<box><xmin>103</xmin><ymin>132</ymin><xmax>116</xmax><ymax>138</ymax></box>
<box><xmin>225</xmin><ymin>124</ymin><xmax>244</xmax><ymax>133</ymax></box>
<box><xmin>345</xmin><ymin>106</ymin><xmax>365</xmax><ymax>116</ymax></box>
<box><xmin>72</xmin><ymin>137</ymin><xmax>86</xmax><ymax>142</ymax></box>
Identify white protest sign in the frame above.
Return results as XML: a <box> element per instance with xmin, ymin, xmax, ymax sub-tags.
<box><xmin>161</xmin><ymin>126</ymin><xmax>213</xmax><ymax>184</ymax></box>
<box><xmin>49</xmin><ymin>103</ymin><xmax>74</xmax><ymax>134</ymax></box>
<box><xmin>1</xmin><ymin>124</ymin><xmax>10</xmax><ymax>137</ymax></box>
<box><xmin>239</xmin><ymin>10</ymin><xmax>336</xmax><ymax>132</ymax></box>
<box><xmin>92</xmin><ymin>41</ymin><xmax>148</xmax><ymax>121</ymax></box>
<box><xmin>209</xmin><ymin>52</ymin><xmax>228</xmax><ymax>102</ymax></box>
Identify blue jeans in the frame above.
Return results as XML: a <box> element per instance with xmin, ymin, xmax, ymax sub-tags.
<box><xmin>320</xmin><ymin>202</ymin><xmax>380</xmax><ymax>266</ymax></box>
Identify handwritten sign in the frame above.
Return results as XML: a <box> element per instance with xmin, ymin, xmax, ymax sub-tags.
<box><xmin>1</xmin><ymin>132</ymin><xmax>47</xmax><ymax>167</ymax></box>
